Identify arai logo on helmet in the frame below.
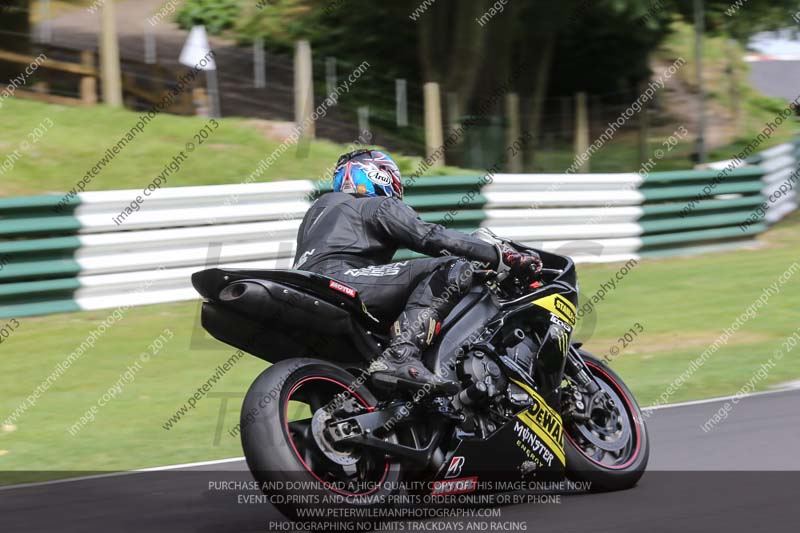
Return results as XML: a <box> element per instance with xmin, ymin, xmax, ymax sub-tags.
<box><xmin>359</xmin><ymin>162</ymin><xmax>393</xmax><ymax>187</ymax></box>
<box><xmin>367</xmin><ymin>170</ymin><xmax>393</xmax><ymax>186</ymax></box>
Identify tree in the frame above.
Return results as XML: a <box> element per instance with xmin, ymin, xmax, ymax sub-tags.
<box><xmin>174</xmin><ymin>0</ymin><xmax>800</xmax><ymax>164</ymax></box>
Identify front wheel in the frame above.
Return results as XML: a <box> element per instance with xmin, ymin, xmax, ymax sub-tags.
<box><xmin>563</xmin><ymin>351</ymin><xmax>649</xmax><ymax>491</ymax></box>
<box><xmin>240</xmin><ymin>358</ymin><xmax>402</xmax><ymax>521</ymax></box>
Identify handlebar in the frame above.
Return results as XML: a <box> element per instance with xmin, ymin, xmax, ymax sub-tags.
<box><xmin>540</xmin><ymin>268</ymin><xmax>564</xmax><ymax>276</ymax></box>
<box><xmin>472</xmin><ymin>269</ymin><xmax>498</xmax><ymax>281</ymax></box>
<box><xmin>473</xmin><ymin>266</ymin><xmax>565</xmax><ymax>299</ymax></box>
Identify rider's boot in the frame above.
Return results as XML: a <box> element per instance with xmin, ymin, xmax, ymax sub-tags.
<box><xmin>368</xmin><ymin>307</ymin><xmax>459</xmax><ymax>396</ymax></box>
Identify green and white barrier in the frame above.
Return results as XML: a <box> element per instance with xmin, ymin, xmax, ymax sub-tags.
<box><xmin>0</xmin><ymin>144</ymin><xmax>797</xmax><ymax>318</ymax></box>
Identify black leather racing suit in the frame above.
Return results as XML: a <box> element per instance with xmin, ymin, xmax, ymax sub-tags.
<box><xmin>293</xmin><ymin>192</ymin><xmax>500</xmax><ymax>331</ymax></box>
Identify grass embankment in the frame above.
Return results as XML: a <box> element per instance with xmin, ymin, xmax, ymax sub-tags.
<box><xmin>534</xmin><ymin>20</ymin><xmax>800</xmax><ymax>173</ymax></box>
<box><xmin>0</xmin><ymin>98</ymin><xmax>465</xmax><ymax>197</ymax></box>
<box><xmin>655</xmin><ymin>20</ymin><xmax>799</xmax><ymax>162</ymax></box>
<box><xmin>1</xmin><ymin>212</ymin><xmax>798</xmax><ymax>478</ymax></box>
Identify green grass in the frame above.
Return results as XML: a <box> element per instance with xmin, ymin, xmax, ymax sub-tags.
<box><xmin>0</xmin><ymin>301</ymin><xmax>267</xmax><ymax>480</ymax></box>
<box><xmin>576</xmin><ymin>212</ymin><xmax>800</xmax><ymax>406</ymax></box>
<box><xmin>0</xmin><ymin>98</ymin><xmax>467</xmax><ymax>197</ymax></box>
<box><xmin>1</xmin><ymin>213</ymin><xmax>798</xmax><ymax>478</ymax></box>
<box><xmin>1</xmin><ymin>92</ymin><xmax>799</xmax><ymax>479</ymax></box>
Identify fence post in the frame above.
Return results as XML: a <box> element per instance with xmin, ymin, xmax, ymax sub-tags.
<box><xmin>100</xmin><ymin>0</ymin><xmax>123</xmax><ymax>107</ymax></box>
<box><xmin>38</xmin><ymin>0</ymin><xmax>53</xmax><ymax>44</ymax></box>
<box><xmin>638</xmin><ymin>82</ymin><xmax>649</xmax><ymax>166</ymax></box>
<box><xmin>121</xmin><ymin>72</ymin><xmax>135</xmax><ymax>108</ymax></box>
<box><xmin>726</xmin><ymin>37</ymin><xmax>740</xmax><ymax>136</ymax></box>
<box><xmin>505</xmin><ymin>92</ymin><xmax>522</xmax><ymax>173</ymax></box>
<box><xmin>254</xmin><ymin>37</ymin><xmax>265</xmax><ymax>88</ymax></box>
<box><xmin>206</xmin><ymin>69</ymin><xmax>221</xmax><ymax>118</ymax></box>
<box><xmin>144</xmin><ymin>24</ymin><xmax>157</xmax><ymax>64</ymax></box>
<box><xmin>446</xmin><ymin>91</ymin><xmax>460</xmax><ymax>136</ymax></box>
<box><xmin>590</xmin><ymin>94</ymin><xmax>603</xmax><ymax>127</ymax></box>
<box><xmin>325</xmin><ymin>57</ymin><xmax>336</xmax><ymax>97</ymax></box>
<box><xmin>560</xmin><ymin>96</ymin><xmax>571</xmax><ymax>140</ymax></box>
<box><xmin>694</xmin><ymin>0</ymin><xmax>707</xmax><ymax>164</ymax></box>
<box><xmin>294</xmin><ymin>39</ymin><xmax>315</xmax><ymax>139</ymax></box>
<box><xmin>358</xmin><ymin>106</ymin><xmax>370</xmax><ymax>142</ymax></box>
<box><xmin>193</xmin><ymin>87</ymin><xmax>209</xmax><ymax>116</ymax></box>
<box><xmin>80</xmin><ymin>50</ymin><xmax>97</xmax><ymax>105</ymax></box>
<box><xmin>574</xmin><ymin>92</ymin><xmax>590</xmax><ymax>173</ymax></box>
<box><xmin>395</xmin><ymin>78</ymin><xmax>408</xmax><ymax>127</ymax></box>
<box><xmin>424</xmin><ymin>82</ymin><xmax>444</xmax><ymax>167</ymax></box>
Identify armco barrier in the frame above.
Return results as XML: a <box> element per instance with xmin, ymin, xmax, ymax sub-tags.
<box><xmin>0</xmin><ymin>147</ymin><xmax>796</xmax><ymax>319</ymax></box>
<box><xmin>750</xmin><ymin>141</ymin><xmax>800</xmax><ymax>224</ymax></box>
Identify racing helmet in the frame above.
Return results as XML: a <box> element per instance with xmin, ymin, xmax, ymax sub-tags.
<box><xmin>332</xmin><ymin>149</ymin><xmax>403</xmax><ymax>200</ymax></box>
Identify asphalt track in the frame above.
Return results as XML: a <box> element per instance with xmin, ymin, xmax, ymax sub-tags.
<box><xmin>2</xmin><ymin>388</ymin><xmax>799</xmax><ymax>533</ymax></box>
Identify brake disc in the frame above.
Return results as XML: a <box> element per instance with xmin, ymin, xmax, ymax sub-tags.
<box><xmin>573</xmin><ymin>383</ymin><xmax>631</xmax><ymax>453</ymax></box>
<box><xmin>310</xmin><ymin>408</ymin><xmax>360</xmax><ymax>466</ymax></box>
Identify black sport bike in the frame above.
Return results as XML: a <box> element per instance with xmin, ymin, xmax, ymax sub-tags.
<box><xmin>192</xmin><ymin>232</ymin><xmax>649</xmax><ymax>520</ymax></box>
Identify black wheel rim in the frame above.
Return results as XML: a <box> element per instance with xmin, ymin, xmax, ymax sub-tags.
<box><xmin>566</xmin><ymin>362</ymin><xmax>642</xmax><ymax>470</ymax></box>
<box><xmin>283</xmin><ymin>376</ymin><xmax>389</xmax><ymax>497</ymax></box>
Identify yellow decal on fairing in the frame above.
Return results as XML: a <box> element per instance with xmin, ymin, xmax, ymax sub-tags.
<box><xmin>510</xmin><ymin>379</ymin><xmax>566</xmax><ymax>466</ymax></box>
<box><xmin>532</xmin><ymin>294</ymin><xmax>576</xmax><ymax>326</ymax></box>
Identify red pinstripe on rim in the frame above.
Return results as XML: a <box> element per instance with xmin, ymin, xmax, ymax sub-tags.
<box><xmin>565</xmin><ymin>361</ymin><xmax>642</xmax><ymax>470</ymax></box>
<box><xmin>284</xmin><ymin>376</ymin><xmax>389</xmax><ymax>497</ymax></box>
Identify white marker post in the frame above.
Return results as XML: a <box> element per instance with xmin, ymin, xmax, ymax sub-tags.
<box><xmin>180</xmin><ymin>26</ymin><xmax>220</xmax><ymax>117</ymax></box>
<box><xmin>253</xmin><ymin>37</ymin><xmax>265</xmax><ymax>88</ymax></box>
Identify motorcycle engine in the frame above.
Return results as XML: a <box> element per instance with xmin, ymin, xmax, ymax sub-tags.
<box><xmin>454</xmin><ymin>349</ymin><xmax>508</xmax><ymax>436</ymax></box>
<box><xmin>505</xmin><ymin>333</ymin><xmax>540</xmax><ymax>407</ymax></box>
<box><xmin>453</xmin><ymin>328</ymin><xmax>544</xmax><ymax>436</ymax></box>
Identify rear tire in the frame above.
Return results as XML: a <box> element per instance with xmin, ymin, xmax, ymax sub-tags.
<box><xmin>240</xmin><ymin>358</ymin><xmax>402</xmax><ymax>522</ymax></box>
<box><xmin>564</xmin><ymin>351</ymin><xmax>649</xmax><ymax>491</ymax></box>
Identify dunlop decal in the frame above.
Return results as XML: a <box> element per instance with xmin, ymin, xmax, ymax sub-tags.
<box><xmin>532</xmin><ymin>294</ymin><xmax>576</xmax><ymax>327</ymax></box>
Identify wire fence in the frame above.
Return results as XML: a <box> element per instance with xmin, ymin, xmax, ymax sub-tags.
<box><xmin>0</xmin><ymin>1</ymin><xmax>708</xmax><ymax>174</ymax></box>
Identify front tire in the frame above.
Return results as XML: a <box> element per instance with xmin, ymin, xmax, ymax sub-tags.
<box><xmin>240</xmin><ymin>358</ymin><xmax>401</xmax><ymax>521</ymax></box>
<box><xmin>564</xmin><ymin>351</ymin><xmax>649</xmax><ymax>491</ymax></box>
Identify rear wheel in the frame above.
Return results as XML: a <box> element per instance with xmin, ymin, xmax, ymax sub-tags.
<box><xmin>563</xmin><ymin>352</ymin><xmax>649</xmax><ymax>491</ymax></box>
<box><xmin>241</xmin><ymin>358</ymin><xmax>401</xmax><ymax>521</ymax></box>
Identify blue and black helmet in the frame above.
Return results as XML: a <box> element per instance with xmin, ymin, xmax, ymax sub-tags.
<box><xmin>332</xmin><ymin>149</ymin><xmax>403</xmax><ymax>200</ymax></box>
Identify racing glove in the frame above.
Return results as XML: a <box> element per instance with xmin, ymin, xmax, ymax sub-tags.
<box><xmin>499</xmin><ymin>244</ymin><xmax>543</xmax><ymax>279</ymax></box>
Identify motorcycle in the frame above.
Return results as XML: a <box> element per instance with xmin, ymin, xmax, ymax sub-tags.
<box><xmin>191</xmin><ymin>230</ymin><xmax>649</xmax><ymax>521</ymax></box>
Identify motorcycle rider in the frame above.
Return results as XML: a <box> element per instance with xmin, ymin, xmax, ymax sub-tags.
<box><xmin>293</xmin><ymin>149</ymin><xmax>542</xmax><ymax>395</ymax></box>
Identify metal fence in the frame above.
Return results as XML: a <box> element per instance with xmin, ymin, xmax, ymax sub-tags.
<box><xmin>0</xmin><ymin>1</ymin><xmax>729</xmax><ymax>174</ymax></box>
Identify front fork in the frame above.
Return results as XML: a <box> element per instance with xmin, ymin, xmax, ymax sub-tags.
<box><xmin>562</xmin><ymin>346</ymin><xmax>616</xmax><ymax>423</ymax></box>
<box><xmin>565</xmin><ymin>346</ymin><xmax>600</xmax><ymax>395</ymax></box>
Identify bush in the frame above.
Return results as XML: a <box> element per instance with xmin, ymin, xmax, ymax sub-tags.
<box><xmin>175</xmin><ymin>0</ymin><xmax>242</xmax><ymax>35</ymax></box>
